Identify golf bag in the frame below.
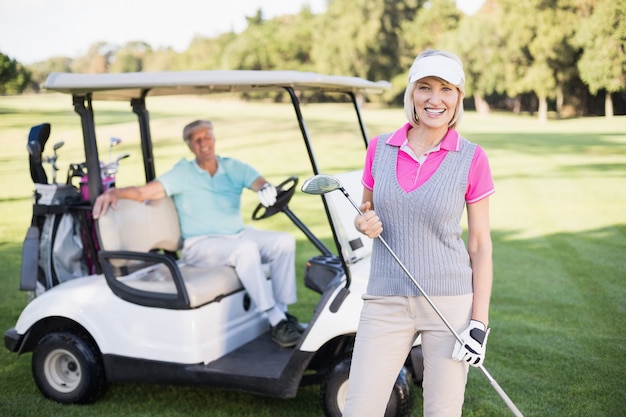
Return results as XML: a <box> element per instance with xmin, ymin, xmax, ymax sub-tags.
<box><xmin>39</xmin><ymin>200</ymin><xmax>88</xmax><ymax>285</ymax></box>
<box><xmin>21</xmin><ymin>123</ymin><xmax>96</xmax><ymax>296</ymax></box>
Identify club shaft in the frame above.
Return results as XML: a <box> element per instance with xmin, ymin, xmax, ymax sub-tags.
<box><xmin>341</xmin><ymin>188</ymin><xmax>524</xmax><ymax>417</ymax></box>
<box><xmin>479</xmin><ymin>366</ymin><xmax>525</xmax><ymax>417</ymax></box>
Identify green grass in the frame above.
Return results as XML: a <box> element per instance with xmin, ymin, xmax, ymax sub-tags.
<box><xmin>1</xmin><ymin>94</ymin><xmax>625</xmax><ymax>417</ymax></box>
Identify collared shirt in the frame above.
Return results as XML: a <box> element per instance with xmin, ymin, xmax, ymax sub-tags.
<box><xmin>157</xmin><ymin>156</ymin><xmax>260</xmax><ymax>238</ymax></box>
<box><xmin>362</xmin><ymin>123</ymin><xmax>494</xmax><ymax>204</ymax></box>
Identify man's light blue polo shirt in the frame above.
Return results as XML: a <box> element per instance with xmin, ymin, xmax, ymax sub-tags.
<box><xmin>157</xmin><ymin>156</ymin><xmax>260</xmax><ymax>238</ymax></box>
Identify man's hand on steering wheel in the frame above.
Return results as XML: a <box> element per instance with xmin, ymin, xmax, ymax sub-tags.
<box><xmin>252</xmin><ymin>176</ymin><xmax>298</xmax><ymax>221</ymax></box>
<box><xmin>257</xmin><ymin>183</ymin><xmax>277</xmax><ymax>207</ymax></box>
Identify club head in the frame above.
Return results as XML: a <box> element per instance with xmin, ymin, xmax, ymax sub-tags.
<box><xmin>301</xmin><ymin>174</ymin><xmax>343</xmax><ymax>195</ymax></box>
<box><xmin>110</xmin><ymin>137</ymin><xmax>122</xmax><ymax>147</ymax></box>
<box><xmin>53</xmin><ymin>141</ymin><xmax>65</xmax><ymax>151</ymax></box>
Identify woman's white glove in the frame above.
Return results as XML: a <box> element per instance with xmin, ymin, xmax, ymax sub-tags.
<box><xmin>257</xmin><ymin>183</ymin><xmax>277</xmax><ymax>207</ymax></box>
<box><xmin>452</xmin><ymin>320</ymin><xmax>490</xmax><ymax>367</ymax></box>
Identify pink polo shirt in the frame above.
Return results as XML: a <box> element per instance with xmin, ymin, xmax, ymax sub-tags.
<box><xmin>362</xmin><ymin>123</ymin><xmax>494</xmax><ymax>204</ymax></box>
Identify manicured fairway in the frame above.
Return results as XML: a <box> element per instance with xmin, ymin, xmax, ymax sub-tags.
<box><xmin>1</xmin><ymin>94</ymin><xmax>624</xmax><ymax>416</ymax></box>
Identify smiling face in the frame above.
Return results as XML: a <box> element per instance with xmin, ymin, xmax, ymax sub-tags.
<box><xmin>412</xmin><ymin>76</ymin><xmax>460</xmax><ymax>131</ymax></box>
<box><xmin>186</xmin><ymin>126</ymin><xmax>216</xmax><ymax>164</ymax></box>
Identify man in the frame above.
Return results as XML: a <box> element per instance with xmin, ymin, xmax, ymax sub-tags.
<box><xmin>93</xmin><ymin>119</ymin><xmax>302</xmax><ymax>347</ymax></box>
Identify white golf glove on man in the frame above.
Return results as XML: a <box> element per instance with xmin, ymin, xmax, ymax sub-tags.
<box><xmin>257</xmin><ymin>183</ymin><xmax>277</xmax><ymax>207</ymax></box>
<box><xmin>452</xmin><ymin>320</ymin><xmax>490</xmax><ymax>367</ymax></box>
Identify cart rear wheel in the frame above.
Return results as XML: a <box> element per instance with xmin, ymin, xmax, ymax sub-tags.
<box><xmin>32</xmin><ymin>332</ymin><xmax>106</xmax><ymax>404</ymax></box>
<box><xmin>320</xmin><ymin>355</ymin><xmax>412</xmax><ymax>417</ymax></box>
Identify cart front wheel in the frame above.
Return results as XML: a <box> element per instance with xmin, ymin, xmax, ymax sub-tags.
<box><xmin>32</xmin><ymin>332</ymin><xmax>106</xmax><ymax>404</ymax></box>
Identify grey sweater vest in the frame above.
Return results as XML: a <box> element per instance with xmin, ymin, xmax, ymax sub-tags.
<box><xmin>368</xmin><ymin>133</ymin><xmax>477</xmax><ymax>297</ymax></box>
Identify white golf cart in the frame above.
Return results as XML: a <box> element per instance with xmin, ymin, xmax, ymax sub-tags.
<box><xmin>4</xmin><ymin>70</ymin><xmax>423</xmax><ymax>417</ymax></box>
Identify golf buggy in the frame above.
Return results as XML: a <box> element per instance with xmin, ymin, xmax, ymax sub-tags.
<box><xmin>4</xmin><ymin>70</ymin><xmax>424</xmax><ymax>417</ymax></box>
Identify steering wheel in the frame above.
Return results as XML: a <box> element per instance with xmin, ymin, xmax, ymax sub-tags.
<box><xmin>251</xmin><ymin>176</ymin><xmax>298</xmax><ymax>221</ymax></box>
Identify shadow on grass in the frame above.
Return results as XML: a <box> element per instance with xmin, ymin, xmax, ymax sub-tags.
<box><xmin>472</xmin><ymin>131</ymin><xmax>626</xmax><ymax>158</ymax></box>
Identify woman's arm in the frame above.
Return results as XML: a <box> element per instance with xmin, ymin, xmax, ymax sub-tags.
<box><xmin>467</xmin><ymin>197</ymin><xmax>493</xmax><ymax>327</ymax></box>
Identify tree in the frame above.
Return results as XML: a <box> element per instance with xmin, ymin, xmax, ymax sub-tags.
<box><xmin>481</xmin><ymin>0</ymin><xmax>582</xmax><ymax>121</ymax></box>
<box><xmin>70</xmin><ymin>42</ymin><xmax>116</xmax><ymax>74</ymax></box>
<box><xmin>142</xmin><ymin>47</ymin><xmax>182</xmax><ymax>72</ymax></box>
<box><xmin>450</xmin><ymin>7</ymin><xmax>507</xmax><ymax>114</ymax></box>
<box><xmin>310</xmin><ymin>0</ymin><xmax>424</xmax><ymax>104</ymax></box>
<box><xmin>311</xmin><ymin>0</ymin><xmax>377</xmax><ymax>79</ymax></box>
<box><xmin>401</xmin><ymin>0</ymin><xmax>461</xmax><ymax>55</ymax></box>
<box><xmin>0</xmin><ymin>52</ymin><xmax>32</xmax><ymax>95</ymax></box>
<box><xmin>222</xmin><ymin>7</ymin><xmax>317</xmax><ymax>73</ymax></box>
<box><xmin>525</xmin><ymin>4</ymin><xmax>580</xmax><ymax>121</ymax></box>
<box><xmin>275</xmin><ymin>8</ymin><xmax>317</xmax><ymax>72</ymax></box>
<box><xmin>109</xmin><ymin>41</ymin><xmax>153</xmax><ymax>73</ymax></box>
<box><xmin>465</xmin><ymin>0</ymin><xmax>530</xmax><ymax>114</ymax></box>
<box><xmin>312</xmin><ymin>0</ymin><xmax>422</xmax><ymax>81</ymax></box>
<box><xmin>371</xmin><ymin>0</ymin><xmax>425</xmax><ymax>82</ymax></box>
<box><xmin>221</xmin><ymin>10</ymin><xmax>285</xmax><ymax>71</ymax></box>
<box><xmin>574</xmin><ymin>0</ymin><xmax>626</xmax><ymax>118</ymax></box>
<box><xmin>180</xmin><ymin>33</ymin><xmax>236</xmax><ymax>71</ymax></box>
<box><xmin>29</xmin><ymin>56</ymin><xmax>73</xmax><ymax>91</ymax></box>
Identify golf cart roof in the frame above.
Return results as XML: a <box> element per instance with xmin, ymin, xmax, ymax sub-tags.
<box><xmin>44</xmin><ymin>69</ymin><xmax>387</xmax><ymax>280</ymax></box>
<box><xmin>44</xmin><ymin>70</ymin><xmax>391</xmax><ymax>100</ymax></box>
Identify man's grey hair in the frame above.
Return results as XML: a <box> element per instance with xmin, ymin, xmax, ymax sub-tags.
<box><xmin>183</xmin><ymin>120</ymin><xmax>213</xmax><ymax>142</ymax></box>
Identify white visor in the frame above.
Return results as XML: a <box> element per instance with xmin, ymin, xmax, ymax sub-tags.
<box><xmin>408</xmin><ymin>55</ymin><xmax>465</xmax><ymax>86</ymax></box>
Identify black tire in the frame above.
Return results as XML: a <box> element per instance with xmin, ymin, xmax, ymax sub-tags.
<box><xmin>320</xmin><ymin>355</ymin><xmax>412</xmax><ymax>417</ymax></box>
<box><xmin>31</xmin><ymin>332</ymin><xmax>107</xmax><ymax>404</ymax></box>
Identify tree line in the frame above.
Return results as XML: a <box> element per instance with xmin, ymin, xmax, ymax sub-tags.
<box><xmin>2</xmin><ymin>0</ymin><xmax>625</xmax><ymax>120</ymax></box>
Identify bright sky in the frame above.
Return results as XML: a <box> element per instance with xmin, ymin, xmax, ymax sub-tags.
<box><xmin>0</xmin><ymin>0</ymin><xmax>483</xmax><ymax>65</ymax></box>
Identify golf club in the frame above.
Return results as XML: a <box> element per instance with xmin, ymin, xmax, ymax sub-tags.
<box><xmin>109</xmin><ymin>136</ymin><xmax>123</xmax><ymax>162</ymax></box>
<box><xmin>301</xmin><ymin>174</ymin><xmax>524</xmax><ymax>417</ymax></box>
<box><xmin>43</xmin><ymin>141</ymin><xmax>65</xmax><ymax>184</ymax></box>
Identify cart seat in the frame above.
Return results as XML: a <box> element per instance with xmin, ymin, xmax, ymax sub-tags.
<box><xmin>97</xmin><ymin>198</ymin><xmax>244</xmax><ymax>309</ymax></box>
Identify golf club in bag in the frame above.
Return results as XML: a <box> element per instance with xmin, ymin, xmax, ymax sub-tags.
<box><xmin>301</xmin><ymin>174</ymin><xmax>524</xmax><ymax>417</ymax></box>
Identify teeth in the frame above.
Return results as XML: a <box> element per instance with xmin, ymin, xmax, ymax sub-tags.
<box><xmin>426</xmin><ymin>108</ymin><xmax>445</xmax><ymax>114</ymax></box>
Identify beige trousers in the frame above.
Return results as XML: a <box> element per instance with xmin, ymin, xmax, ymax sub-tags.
<box><xmin>343</xmin><ymin>293</ymin><xmax>473</xmax><ymax>417</ymax></box>
<box><xmin>182</xmin><ymin>226</ymin><xmax>297</xmax><ymax>311</ymax></box>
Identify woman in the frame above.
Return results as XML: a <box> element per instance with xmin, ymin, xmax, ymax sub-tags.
<box><xmin>343</xmin><ymin>50</ymin><xmax>494</xmax><ymax>417</ymax></box>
